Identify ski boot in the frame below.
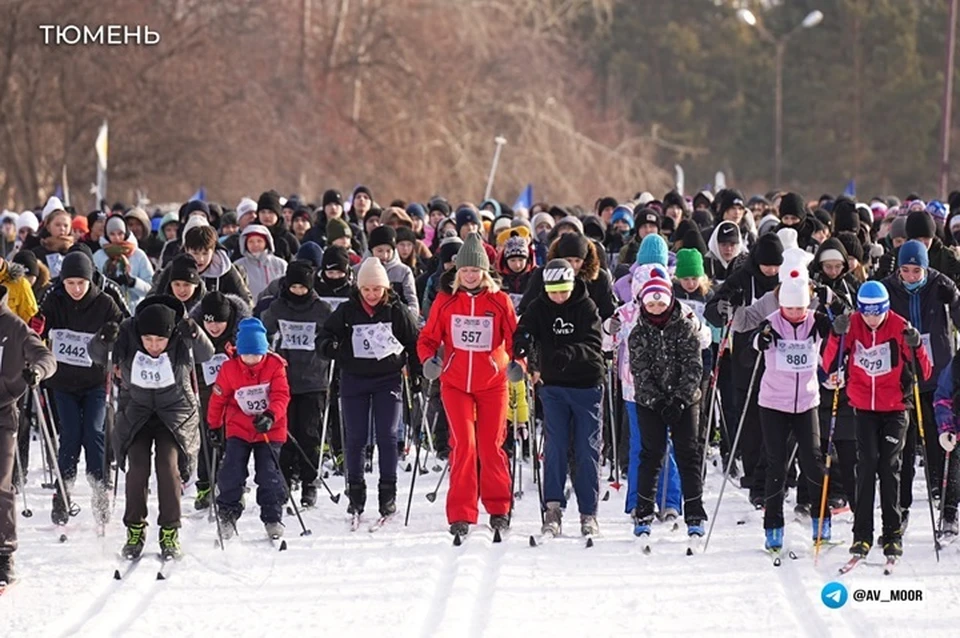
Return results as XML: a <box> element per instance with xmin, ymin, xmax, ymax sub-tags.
<box><xmin>660</xmin><ymin>507</ymin><xmax>680</xmax><ymax>524</ymax></box>
<box><xmin>378</xmin><ymin>480</ymin><xmax>397</xmax><ymax>517</ymax></box>
<box><xmin>899</xmin><ymin>509</ymin><xmax>910</xmax><ymax>533</ymax></box>
<box><xmin>633</xmin><ymin>512</ymin><xmax>654</xmax><ymax>537</ymax></box>
<box><xmin>449</xmin><ymin>521</ymin><xmax>470</xmax><ymax>536</ymax></box>
<box><xmin>849</xmin><ymin>540</ymin><xmax>871</xmax><ymax>557</ymax></box>
<box><xmin>218</xmin><ymin>509</ymin><xmax>239</xmax><ymax>540</ymax></box>
<box><xmin>194</xmin><ymin>486</ymin><xmax>212</xmax><ymax>510</ymax></box>
<box><xmin>942</xmin><ymin>514</ymin><xmax>959</xmax><ymax>537</ymax></box>
<box><xmin>750</xmin><ymin>495</ymin><xmax>764</xmax><ymax>510</ymax></box>
<box><xmin>812</xmin><ymin>517</ymin><xmax>832</xmax><ymax>542</ymax></box>
<box><xmin>882</xmin><ymin>535</ymin><xmax>903</xmax><ymax>558</ymax></box>
<box><xmin>121</xmin><ymin>523</ymin><xmax>147</xmax><ymax>560</ymax></box>
<box><xmin>159</xmin><ymin>527</ymin><xmax>182</xmax><ymax>561</ymax></box>
<box><xmin>541</xmin><ymin>502</ymin><xmax>562</xmax><ymax>536</ymax></box>
<box><xmin>764</xmin><ymin>527</ymin><xmax>784</xmax><ymax>551</ymax></box>
<box><xmin>490</xmin><ymin>514</ymin><xmax>510</xmax><ymax>532</ymax></box>
<box><xmin>687</xmin><ymin>520</ymin><xmax>705</xmax><ymax>537</ymax></box>
<box><xmin>0</xmin><ymin>554</ymin><xmax>16</xmax><ymax>586</ymax></box>
<box><xmin>347</xmin><ymin>481</ymin><xmax>367</xmax><ymax>515</ymax></box>
<box><xmin>794</xmin><ymin>503</ymin><xmax>811</xmax><ymax>518</ymax></box>
<box><xmin>265</xmin><ymin>521</ymin><xmax>284</xmax><ymax>540</ymax></box>
<box><xmin>51</xmin><ymin>490</ymin><xmax>69</xmax><ymax>526</ymax></box>
<box><xmin>300</xmin><ymin>484</ymin><xmax>318</xmax><ymax>508</ymax></box>
<box><xmin>580</xmin><ymin>514</ymin><xmax>599</xmax><ymax>537</ymax></box>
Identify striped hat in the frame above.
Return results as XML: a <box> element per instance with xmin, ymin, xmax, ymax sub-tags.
<box><xmin>641</xmin><ymin>276</ymin><xmax>673</xmax><ymax>306</ymax></box>
<box><xmin>857</xmin><ymin>281</ymin><xmax>890</xmax><ymax>316</ymax></box>
<box><xmin>543</xmin><ymin>259</ymin><xmax>575</xmax><ymax>293</ymax></box>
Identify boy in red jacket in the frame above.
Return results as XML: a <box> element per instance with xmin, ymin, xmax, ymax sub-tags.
<box><xmin>208</xmin><ymin>317</ymin><xmax>291</xmax><ymax>540</ymax></box>
<box><xmin>822</xmin><ymin>281</ymin><xmax>932</xmax><ymax>560</ymax></box>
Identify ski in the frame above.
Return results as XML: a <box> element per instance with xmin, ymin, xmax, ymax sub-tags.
<box><xmin>452</xmin><ymin>533</ymin><xmax>465</xmax><ymax>546</ymax></box>
<box><xmin>686</xmin><ymin>534</ymin><xmax>703</xmax><ymax>556</ymax></box>
<box><xmin>528</xmin><ymin>532</ymin><xmax>556</xmax><ymax>547</ymax></box>
<box><xmin>156</xmin><ymin>554</ymin><xmax>180</xmax><ymax>581</ymax></box>
<box><xmin>636</xmin><ymin>532</ymin><xmax>652</xmax><ymax>555</ymax></box>
<box><xmin>492</xmin><ymin>528</ymin><xmax>507</xmax><ymax>543</ymax></box>
<box><xmin>883</xmin><ymin>557</ymin><xmax>898</xmax><ymax>576</ymax></box>
<box><xmin>368</xmin><ymin>515</ymin><xmax>395</xmax><ymax>533</ymax></box>
<box><xmin>584</xmin><ymin>535</ymin><xmax>595</xmax><ymax>548</ymax></box>
<box><xmin>936</xmin><ymin>533</ymin><xmax>958</xmax><ymax>550</ymax></box>
<box><xmin>113</xmin><ymin>556</ymin><xmax>143</xmax><ymax>580</ymax></box>
<box><xmin>767</xmin><ymin>548</ymin><xmax>783</xmax><ymax>567</ymax></box>
<box><xmin>838</xmin><ymin>555</ymin><xmax>867</xmax><ymax>575</ymax></box>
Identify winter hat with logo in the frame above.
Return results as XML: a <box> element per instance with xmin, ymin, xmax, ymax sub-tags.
<box><xmin>899</xmin><ymin>239</ymin><xmax>929</xmax><ymax>270</ymax></box>
<box><xmin>556</xmin><ymin>233</ymin><xmax>589</xmax><ymax>260</ymax></box>
<box><xmin>754</xmin><ymin>233</ymin><xmax>784</xmax><ymax>266</ymax></box>
<box><xmin>137</xmin><ymin>302</ymin><xmax>178</xmax><ymax>339</ymax></box>
<box><xmin>321</xmin><ymin>246</ymin><xmax>351</xmax><ymax>274</ymax></box>
<box><xmin>369</xmin><ymin>225</ymin><xmax>397</xmax><ymax>250</ymax></box>
<box><xmin>905</xmin><ymin>210</ymin><xmax>936</xmax><ymax>240</ymax></box>
<box><xmin>456</xmin><ymin>232</ymin><xmax>490</xmax><ymax>270</ymax></box>
<box><xmin>715</xmin><ymin>220</ymin><xmax>741</xmax><ymax>245</ymax></box>
<box><xmin>543</xmin><ymin>259</ymin><xmax>576</xmax><ymax>293</ymax></box>
<box><xmin>857</xmin><ymin>281</ymin><xmax>890</xmax><ymax>316</ymax></box>
<box><xmin>286</xmin><ymin>260</ymin><xmax>316</xmax><ymax>289</ymax></box>
<box><xmin>59</xmin><ymin>251</ymin><xmax>94</xmax><ymax>281</ymax></box>
<box><xmin>357</xmin><ymin>256</ymin><xmax>390</xmax><ymax>288</ymax></box>
<box><xmin>634</xmin><ymin>207</ymin><xmax>662</xmax><ymax>230</ymax></box>
<box><xmin>438</xmin><ymin>237</ymin><xmax>463</xmax><ymax>267</ymax></box>
<box><xmin>322</xmin><ymin>189</ymin><xmax>343</xmax><ymax>208</ymax></box>
<box><xmin>674</xmin><ymin>248</ymin><xmax>705</xmax><ymax>279</ymax></box>
<box><xmin>640</xmin><ymin>276</ymin><xmax>673</xmax><ymax>306</ymax></box>
<box><xmin>236</xmin><ymin>317</ymin><xmax>269</xmax><ymax>355</ymax></box>
<box><xmin>201</xmin><ymin>291</ymin><xmax>233</xmax><ymax>323</ymax></box>
<box><xmin>170</xmin><ymin>254</ymin><xmax>201</xmax><ymax>285</ymax></box>
<box><xmin>636</xmin><ymin>233</ymin><xmax>668</xmax><ymax>266</ymax></box>
<box><xmin>717</xmin><ymin>189</ymin><xmax>746</xmax><ymax>217</ymax></box>
<box><xmin>503</xmin><ymin>234</ymin><xmax>530</xmax><ymax>260</ymax></box>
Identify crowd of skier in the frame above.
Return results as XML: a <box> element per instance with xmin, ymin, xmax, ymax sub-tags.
<box><xmin>1</xmin><ymin>185</ymin><xmax>960</xmax><ymax>584</ymax></box>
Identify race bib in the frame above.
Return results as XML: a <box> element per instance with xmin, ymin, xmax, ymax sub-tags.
<box><xmin>319</xmin><ymin>297</ymin><xmax>348</xmax><ymax>311</ymax></box>
<box><xmin>352</xmin><ymin>323</ymin><xmax>403</xmax><ymax>360</ymax></box>
<box><xmin>50</xmin><ymin>329</ymin><xmax>94</xmax><ymax>368</ymax></box>
<box><xmin>853</xmin><ymin>342</ymin><xmax>892</xmax><ymax>378</ymax></box>
<box><xmin>46</xmin><ymin>253</ymin><xmax>64</xmax><ymax>278</ymax></box>
<box><xmin>236</xmin><ymin>383</ymin><xmax>270</xmax><ymax>416</ymax></box>
<box><xmin>202</xmin><ymin>353</ymin><xmax>229</xmax><ymax>386</ymax></box>
<box><xmin>508</xmin><ymin>293</ymin><xmax>524</xmax><ymax>311</ymax></box>
<box><xmin>131</xmin><ymin>352</ymin><xmax>176</xmax><ymax>389</ymax></box>
<box><xmin>684</xmin><ymin>300</ymin><xmax>706</xmax><ymax>322</ymax></box>
<box><xmin>279</xmin><ymin>320</ymin><xmax>316</xmax><ymax>351</ymax></box>
<box><xmin>775</xmin><ymin>338</ymin><xmax>817</xmax><ymax>373</ymax></box>
<box><xmin>451</xmin><ymin>315</ymin><xmax>493</xmax><ymax>351</ymax></box>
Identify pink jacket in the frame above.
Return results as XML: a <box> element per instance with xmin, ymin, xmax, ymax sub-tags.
<box><xmin>756</xmin><ymin>310</ymin><xmax>821</xmax><ymax>414</ymax></box>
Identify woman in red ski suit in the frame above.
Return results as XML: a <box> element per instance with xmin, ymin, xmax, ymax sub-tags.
<box><xmin>418</xmin><ymin>233</ymin><xmax>518</xmax><ymax>536</ymax></box>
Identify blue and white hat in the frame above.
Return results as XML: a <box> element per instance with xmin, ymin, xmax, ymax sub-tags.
<box><xmin>857</xmin><ymin>281</ymin><xmax>890</xmax><ymax>316</ymax></box>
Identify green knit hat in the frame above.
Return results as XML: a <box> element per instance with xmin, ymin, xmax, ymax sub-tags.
<box><xmin>675</xmin><ymin>248</ymin><xmax>704</xmax><ymax>279</ymax></box>
<box><xmin>456</xmin><ymin>232</ymin><xmax>490</xmax><ymax>270</ymax></box>
<box><xmin>326</xmin><ymin>217</ymin><xmax>352</xmax><ymax>242</ymax></box>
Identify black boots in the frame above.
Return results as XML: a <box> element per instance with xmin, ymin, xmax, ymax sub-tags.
<box><xmin>378</xmin><ymin>480</ymin><xmax>397</xmax><ymax>517</ymax></box>
<box><xmin>347</xmin><ymin>481</ymin><xmax>367</xmax><ymax>515</ymax></box>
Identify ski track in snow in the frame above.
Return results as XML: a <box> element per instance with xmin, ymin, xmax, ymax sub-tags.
<box><xmin>4</xmin><ymin>439</ymin><xmax>960</xmax><ymax>637</ymax></box>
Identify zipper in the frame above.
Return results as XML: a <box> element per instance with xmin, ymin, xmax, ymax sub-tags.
<box><xmin>792</xmin><ymin>322</ymin><xmax>800</xmax><ymax>414</ymax></box>
<box><xmin>870</xmin><ymin>329</ymin><xmax>877</xmax><ymax>412</ymax></box>
<box><xmin>466</xmin><ymin>295</ymin><xmax>475</xmax><ymax>393</ymax></box>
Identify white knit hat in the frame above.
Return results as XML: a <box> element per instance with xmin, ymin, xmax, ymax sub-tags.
<box><xmin>779</xmin><ymin>268</ymin><xmax>810</xmax><ymax>308</ymax></box>
<box><xmin>16</xmin><ymin>211</ymin><xmax>39</xmax><ymax>233</ymax></box>
<box><xmin>41</xmin><ymin>196</ymin><xmax>65</xmax><ymax>219</ymax></box>
<box><xmin>357</xmin><ymin>257</ymin><xmax>390</xmax><ymax>288</ymax></box>
<box><xmin>236</xmin><ymin>197</ymin><xmax>258</xmax><ymax>219</ymax></box>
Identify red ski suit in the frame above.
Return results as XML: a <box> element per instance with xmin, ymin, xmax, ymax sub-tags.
<box><xmin>822</xmin><ymin>310</ymin><xmax>932</xmax><ymax>413</ymax></box>
<box><xmin>418</xmin><ymin>286</ymin><xmax>517</xmax><ymax>524</ymax></box>
<box><xmin>207</xmin><ymin>353</ymin><xmax>291</xmax><ymax>444</ymax></box>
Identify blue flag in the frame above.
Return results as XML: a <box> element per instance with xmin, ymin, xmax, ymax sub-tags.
<box><xmin>513</xmin><ymin>184</ymin><xmax>533</xmax><ymax>211</ymax></box>
<box><xmin>843</xmin><ymin>180</ymin><xmax>855</xmax><ymax>197</ymax></box>
<box><xmin>189</xmin><ymin>187</ymin><xmax>206</xmax><ymax>202</ymax></box>
<box><xmin>54</xmin><ymin>184</ymin><xmax>64</xmax><ymax>200</ymax></box>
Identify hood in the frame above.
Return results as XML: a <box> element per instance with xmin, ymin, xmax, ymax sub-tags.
<box><xmin>546</xmin><ymin>235</ymin><xmax>601</xmax><ymax>282</ymax></box>
<box><xmin>811</xmin><ymin>237</ymin><xmax>850</xmax><ymax>279</ymax></box>
<box><xmin>240</xmin><ymin>224</ymin><xmax>277</xmax><ymax>258</ymax></box>
<box><xmin>202</xmin><ymin>248</ymin><xmax>233</xmax><ymax>279</ymax></box>
<box><xmin>707</xmin><ymin>223</ymin><xmax>745</xmax><ymax>268</ymax></box>
<box><xmin>98</xmin><ymin>230</ymin><xmax>140</xmax><ymax>250</ymax></box>
<box><xmin>0</xmin><ymin>260</ymin><xmax>26</xmax><ymax>283</ymax></box>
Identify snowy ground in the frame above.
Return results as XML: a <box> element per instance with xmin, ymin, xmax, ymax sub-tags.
<box><xmin>3</xmin><ymin>440</ymin><xmax>960</xmax><ymax>638</ymax></box>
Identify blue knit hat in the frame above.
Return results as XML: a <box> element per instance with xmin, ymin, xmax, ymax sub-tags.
<box><xmin>296</xmin><ymin>241</ymin><xmax>325</xmax><ymax>269</ymax></box>
<box><xmin>636</xmin><ymin>233</ymin><xmax>668</xmax><ymax>266</ymax></box>
<box><xmin>857</xmin><ymin>281</ymin><xmax>890</xmax><ymax>316</ymax></box>
<box><xmin>236</xmin><ymin>318</ymin><xmax>269</xmax><ymax>355</ymax></box>
<box><xmin>898</xmin><ymin>239</ymin><xmax>929</xmax><ymax>270</ymax></box>
<box><xmin>611</xmin><ymin>206</ymin><xmax>634</xmax><ymax>230</ymax></box>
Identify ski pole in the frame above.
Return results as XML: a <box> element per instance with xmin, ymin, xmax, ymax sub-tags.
<box><xmin>701</xmin><ymin>319</ymin><xmax>733</xmax><ymax>480</ymax></box>
<box><xmin>909</xmin><ymin>345</ymin><xmax>939</xmax><ymax>563</ymax></box>
<box><xmin>529</xmin><ymin>375</ymin><xmax>544</xmax><ymax>523</ymax></box>
<box><xmin>32</xmin><ymin>387</ymin><xmax>78</xmax><ymax>520</ymax></box>
<box><xmin>425</xmin><ymin>458</ymin><xmax>450</xmax><ymax>503</ymax></box>
<box><xmin>102</xmin><ymin>347</ymin><xmax>114</xmax><ymax>496</ymax></box>
<box><xmin>404</xmin><ymin>387</ymin><xmax>426</xmax><ymax>527</ymax></box>
<box><xmin>704</xmin><ymin>345</ymin><xmax>764</xmax><ymax>552</ymax></box>
<box><xmin>263</xmin><ymin>433</ymin><xmax>312</xmax><ymax>536</ymax></box>
<box><xmin>937</xmin><ymin>449</ymin><xmax>951</xmax><ymax>547</ymax></box>
<box><xmin>286</xmin><ymin>432</ymin><xmax>341</xmax><ymax>503</ymax></box>
<box><xmin>40</xmin><ymin>388</ymin><xmax>60</xmax><ymax>458</ymax></box>
<box><xmin>338</xmin><ymin>393</ymin><xmax>348</xmax><ymax>492</ymax></box>
<box><xmin>210</xmin><ymin>434</ymin><xmax>225</xmax><ymax>550</ymax></box>
<box><xmin>13</xmin><ymin>434</ymin><xmax>32</xmax><ymax>518</ymax></box>
<box><xmin>509</xmin><ymin>384</ymin><xmax>520</xmax><ymax>505</ymax></box>
<box><xmin>815</xmin><ymin>332</ymin><xmax>845</xmax><ymax>564</ymax></box>
<box><xmin>316</xmin><ymin>363</ymin><xmax>336</xmax><ymax>478</ymax></box>
<box><xmin>606</xmin><ymin>362</ymin><xmax>621</xmax><ymax>491</ymax></box>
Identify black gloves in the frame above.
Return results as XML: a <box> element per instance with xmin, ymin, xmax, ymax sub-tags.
<box><xmin>832</xmin><ymin>313</ymin><xmax>850</xmax><ymax>336</ymax></box>
<box><xmin>108</xmin><ymin>270</ymin><xmax>134</xmax><ymax>287</ymax></box>
<box><xmin>322</xmin><ymin>340</ymin><xmax>339</xmax><ymax>361</ymax></box>
<box><xmin>757</xmin><ymin>323</ymin><xmax>774</xmax><ymax>352</ymax></box>
<box><xmin>513</xmin><ymin>333</ymin><xmax>531</xmax><ymax>360</ymax></box>
<box><xmin>100</xmin><ymin>322</ymin><xmax>120</xmax><ymax>345</ymax></box>
<box><xmin>253</xmin><ymin>411</ymin><xmax>275</xmax><ymax>434</ymax></box>
<box><xmin>178</xmin><ymin>318</ymin><xmax>200</xmax><ymax>340</ymax></box>
<box><xmin>409</xmin><ymin>374</ymin><xmax>423</xmax><ymax>394</ymax></box>
<box><xmin>208</xmin><ymin>426</ymin><xmax>224</xmax><ymax>448</ymax></box>
<box><xmin>22</xmin><ymin>368</ymin><xmax>41</xmax><ymax>387</ymax></box>
<box><xmin>904</xmin><ymin>326</ymin><xmax>922</xmax><ymax>348</ymax></box>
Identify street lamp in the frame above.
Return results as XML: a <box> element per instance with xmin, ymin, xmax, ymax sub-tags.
<box><xmin>739</xmin><ymin>9</ymin><xmax>824</xmax><ymax>187</ymax></box>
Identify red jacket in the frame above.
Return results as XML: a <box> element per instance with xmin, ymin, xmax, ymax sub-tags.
<box><xmin>207</xmin><ymin>352</ymin><xmax>291</xmax><ymax>443</ymax></box>
<box><xmin>418</xmin><ymin>286</ymin><xmax>517</xmax><ymax>394</ymax></box>
<box><xmin>822</xmin><ymin>310</ymin><xmax>932</xmax><ymax>413</ymax></box>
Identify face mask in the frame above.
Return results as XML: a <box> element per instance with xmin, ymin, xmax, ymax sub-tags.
<box><xmin>904</xmin><ymin>276</ymin><xmax>927</xmax><ymax>292</ymax></box>
<box><xmin>537</xmin><ymin>230</ymin><xmax>549</xmax><ymax>244</ymax></box>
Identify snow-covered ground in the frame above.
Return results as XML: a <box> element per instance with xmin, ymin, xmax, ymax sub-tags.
<box><xmin>3</xmin><ymin>442</ymin><xmax>959</xmax><ymax>638</ymax></box>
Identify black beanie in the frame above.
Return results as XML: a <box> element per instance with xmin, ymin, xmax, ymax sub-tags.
<box><xmin>11</xmin><ymin>250</ymin><xmax>39</xmax><ymax>278</ymax></box>
<box><xmin>438</xmin><ymin>238</ymin><xmax>463</xmax><ymax>266</ymax></box>
<box><xmin>321</xmin><ymin>246</ymin><xmax>351</xmax><ymax>273</ymax></box>
<box><xmin>368</xmin><ymin>225</ymin><xmax>397</xmax><ymax>249</ymax></box>
<box><xmin>814</xmin><ymin>208</ymin><xmax>833</xmax><ymax>232</ymax></box>
<box><xmin>353</xmin><ymin>185</ymin><xmax>374</xmax><ymax>202</ymax></box>
<box><xmin>86</xmin><ymin>210</ymin><xmax>106</xmax><ymax>230</ymax></box>
<box><xmin>428</xmin><ymin>198</ymin><xmax>451</xmax><ymax>217</ymax></box>
<box><xmin>137</xmin><ymin>303</ymin><xmax>177</xmax><ymax>338</ymax></box>
<box><xmin>200</xmin><ymin>291</ymin><xmax>233</xmax><ymax>323</ymax></box>
<box><xmin>322</xmin><ymin>189</ymin><xmax>343</xmax><ymax>208</ymax></box>
<box><xmin>682</xmin><ymin>228</ymin><xmax>708</xmax><ymax>255</ymax></box>
<box><xmin>68</xmin><ymin>243</ymin><xmax>94</xmax><ymax>260</ymax></box>
<box><xmin>778</xmin><ymin>192</ymin><xmax>807</xmax><ymax>223</ymax></box>
<box><xmin>286</xmin><ymin>260</ymin><xmax>316</xmax><ymax>289</ymax></box>
<box><xmin>60</xmin><ymin>252</ymin><xmax>94</xmax><ymax>281</ymax></box>
<box><xmin>597</xmin><ymin>196</ymin><xmax>618</xmax><ymax>213</ymax></box>
<box><xmin>832</xmin><ymin>197</ymin><xmax>859</xmax><ymax>233</ymax></box>
<box><xmin>555</xmin><ymin>232</ymin><xmax>589</xmax><ymax>260</ymax></box>
<box><xmin>717</xmin><ymin>189</ymin><xmax>746</xmax><ymax>216</ymax></box>
<box><xmin>170</xmin><ymin>254</ymin><xmax>201</xmax><ymax>285</ymax></box>
<box><xmin>257</xmin><ymin>191</ymin><xmax>282</xmax><ymax>216</ymax></box>
<box><xmin>754</xmin><ymin>233</ymin><xmax>784</xmax><ymax>266</ymax></box>
<box><xmin>906</xmin><ymin>210</ymin><xmax>936</xmax><ymax>239</ymax></box>
<box><xmin>836</xmin><ymin>231</ymin><xmax>864</xmax><ymax>263</ymax></box>
<box><xmin>396</xmin><ymin>226</ymin><xmax>417</xmax><ymax>245</ymax></box>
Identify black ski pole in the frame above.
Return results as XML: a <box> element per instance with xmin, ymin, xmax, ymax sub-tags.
<box><xmin>210</xmin><ymin>436</ymin><xmax>225</xmax><ymax>550</ymax></box>
<box><xmin>316</xmin><ymin>363</ymin><xmax>336</xmax><ymax>478</ymax></box>
<box><xmin>404</xmin><ymin>381</ymin><xmax>425</xmax><ymax>527</ymax></box>
<box><xmin>13</xmin><ymin>434</ymin><xmax>32</xmax><ymax>518</ymax></box>
<box><xmin>262</xmin><ymin>434</ymin><xmax>312</xmax><ymax>536</ymax></box>
<box><xmin>425</xmin><ymin>458</ymin><xmax>450</xmax><ymax>503</ymax></box>
<box><xmin>286</xmin><ymin>431</ymin><xmax>341</xmax><ymax>503</ymax></box>
<box><xmin>908</xmin><ymin>347</ymin><xmax>940</xmax><ymax>562</ymax></box>
<box><xmin>529</xmin><ymin>376</ymin><xmax>544</xmax><ymax>523</ymax></box>
<box><xmin>32</xmin><ymin>387</ymin><xmax>79</xmax><ymax>526</ymax></box>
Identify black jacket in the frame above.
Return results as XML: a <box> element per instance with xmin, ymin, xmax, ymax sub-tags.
<box><xmin>518</xmin><ymin>239</ymin><xmax>616</xmax><ymax>320</ymax></box>
<box><xmin>40</xmin><ymin>282</ymin><xmax>123</xmax><ymax>393</ymax></box>
<box><xmin>515</xmin><ymin>280</ymin><xmax>604</xmax><ymax>388</ymax></box>
<box><xmin>262</xmin><ymin>289</ymin><xmax>334</xmax><ymax>394</ymax></box>
<box><xmin>318</xmin><ymin>288</ymin><xmax>421</xmax><ymax>378</ymax></box>
<box><xmin>628</xmin><ymin>302</ymin><xmax>704</xmax><ymax>409</ymax></box>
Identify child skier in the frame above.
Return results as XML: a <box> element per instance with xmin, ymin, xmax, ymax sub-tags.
<box><xmin>822</xmin><ymin>281</ymin><xmax>932</xmax><ymax>560</ymax></box>
<box><xmin>752</xmin><ymin>261</ymin><xmax>833</xmax><ymax>552</ymax></box>
<box><xmin>318</xmin><ymin>257</ymin><xmax>420</xmax><ymax>525</ymax></box>
<box><xmin>262</xmin><ymin>260</ymin><xmax>334</xmax><ymax>507</ymax></box>
<box><xmin>514</xmin><ymin>259</ymin><xmax>604</xmax><ymax>537</ymax></box>
<box><xmin>189</xmin><ymin>290</ymin><xmax>250</xmax><ymax>510</ymax></box>
<box><xmin>89</xmin><ymin>296</ymin><xmax>214</xmax><ymax>560</ymax></box>
<box><xmin>234</xmin><ymin>225</ymin><xmax>287</xmax><ymax>301</ymax></box>
<box><xmin>628</xmin><ymin>275</ymin><xmax>708</xmax><ymax>542</ymax></box>
<box><xmin>208</xmin><ymin>318</ymin><xmax>291</xmax><ymax>539</ymax></box>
